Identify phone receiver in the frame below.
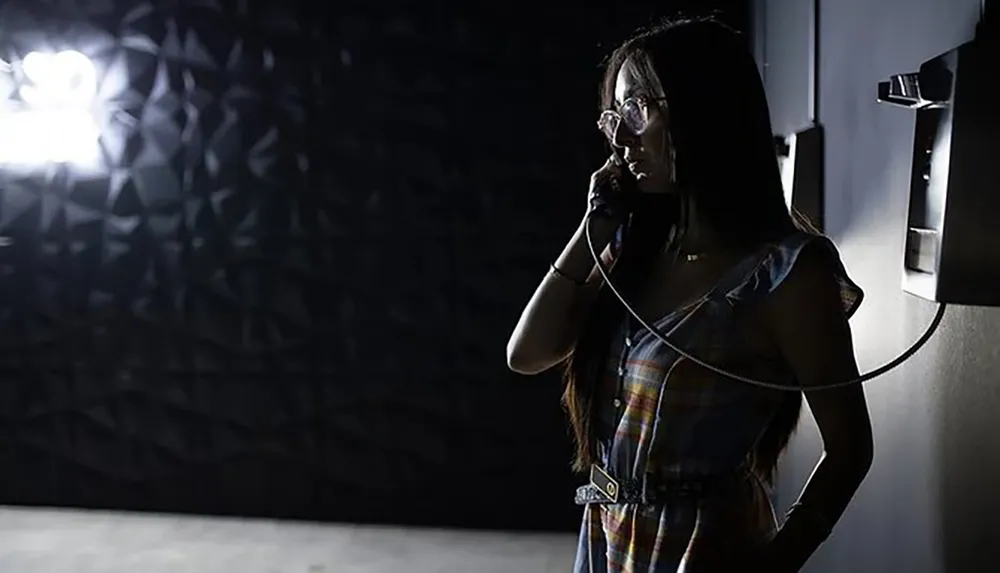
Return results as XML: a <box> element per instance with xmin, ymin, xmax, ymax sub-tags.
<box><xmin>608</xmin><ymin>145</ymin><xmax>640</xmax><ymax>195</ymax></box>
<box><xmin>605</xmin><ymin>145</ymin><xmax>676</xmax><ymax>216</ymax></box>
<box><xmin>595</xmin><ymin>145</ymin><xmax>642</xmax><ymax>216</ymax></box>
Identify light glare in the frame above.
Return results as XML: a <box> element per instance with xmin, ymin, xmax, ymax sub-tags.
<box><xmin>0</xmin><ymin>110</ymin><xmax>100</xmax><ymax>165</ymax></box>
<box><xmin>0</xmin><ymin>50</ymin><xmax>101</xmax><ymax>166</ymax></box>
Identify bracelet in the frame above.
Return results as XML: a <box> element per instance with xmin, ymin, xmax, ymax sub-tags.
<box><xmin>550</xmin><ymin>263</ymin><xmax>589</xmax><ymax>286</ymax></box>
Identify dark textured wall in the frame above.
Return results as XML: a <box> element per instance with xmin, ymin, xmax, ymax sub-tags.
<box><xmin>759</xmin><ymin>0</ymin><xmax>1000</xmax><ymax>571</ymax></box>
<box><xmin>0</xmin><ymin>0</ymin><xmax>748</xmax><ymax>531</ymax></box>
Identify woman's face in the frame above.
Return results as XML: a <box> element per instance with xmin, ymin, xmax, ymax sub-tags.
<box><xmin>608</xmin><ymin>58</ymin><xmax>673</xmax><ymax>193</ymax></box>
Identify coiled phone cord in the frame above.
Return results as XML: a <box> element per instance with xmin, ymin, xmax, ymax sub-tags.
<box><xmin>583</xmin><ymin>210</ymin><xmax>948</xmax><ymax>391</ymax></box>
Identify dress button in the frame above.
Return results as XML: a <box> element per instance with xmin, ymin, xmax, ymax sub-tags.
<box><xmin>617</xmin><ymin>366</ymin><xmax>625</xmax><ymax>376</ymax></box>
<box><xmin>613</xmin><ymin>398</ymin><xmax>622</xmax><ymax>408</ymax></box>
<box><xmin>625</xmin><ymin>337</ymin><xmax>632</xmax><ymax>347</ymax></box>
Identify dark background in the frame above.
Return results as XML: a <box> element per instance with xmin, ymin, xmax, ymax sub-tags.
<box><xmin>0</xmin><ymin>0</ymin><xmax>748</xmax><ymax>532</ymax></box>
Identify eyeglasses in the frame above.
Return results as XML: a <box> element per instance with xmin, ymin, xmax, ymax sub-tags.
<box><xmin>597</xmin><ymin>95</ymin><xmax>668</xmax><ymax>141</ymax></box>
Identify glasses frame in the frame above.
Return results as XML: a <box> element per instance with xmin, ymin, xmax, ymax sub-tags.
<box><xmin>597</xmin><ymin>95</ymin><xmax>669</xmax><ymax>142</ymax></box>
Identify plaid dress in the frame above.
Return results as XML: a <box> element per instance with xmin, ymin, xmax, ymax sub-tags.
<box><xmin>573</xmin><ymin>231</ymin><xmax>863</xmax><ymax>573</ymax></box>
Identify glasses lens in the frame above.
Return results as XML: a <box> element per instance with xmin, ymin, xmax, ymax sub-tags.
<box><xmin>620</xmin><ymin>99</ymin><xmax>647</xmax><ymax>134</ymax></box>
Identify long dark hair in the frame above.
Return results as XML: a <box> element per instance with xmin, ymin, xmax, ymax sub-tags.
<box><xmin>562</xmin><ymin>16</ymin><xmax>811</xmax><ymax>486</ymax></box>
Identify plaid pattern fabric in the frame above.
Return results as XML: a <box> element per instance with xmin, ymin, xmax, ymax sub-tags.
<box><xmin>573</xmin><ymin>232</ymin><xmax>863</xmax><ymax>573</ymax></box>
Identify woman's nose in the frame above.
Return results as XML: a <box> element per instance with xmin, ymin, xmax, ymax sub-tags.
<box><xmin>611</xmin><ymin>120</ymin><xmax>638</xmax><ymax>148</ymax></box>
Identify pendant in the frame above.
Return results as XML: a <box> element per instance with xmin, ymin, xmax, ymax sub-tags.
<box><xmin>684</xmin><ymin>253</ymin><xmax>706</xmax><ymax>263</ymax></box>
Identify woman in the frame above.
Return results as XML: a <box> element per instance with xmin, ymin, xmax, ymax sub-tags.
<box><xmin>506</xmin><ymin>16</ymin><xmax>874</xmax><ymax>573</ymax></box>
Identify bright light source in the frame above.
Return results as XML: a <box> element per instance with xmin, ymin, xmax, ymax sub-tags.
<box><xmin>20</xmin><ymin>50</ymin><xmax>97</xmax><ymax>108</ymax></box>
<box><xmin>0</xmin><ymin>50</ymin><xmax>101</xmax><ymax>167</ymax></box>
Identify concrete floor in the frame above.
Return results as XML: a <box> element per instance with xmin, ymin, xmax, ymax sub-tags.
<box><xmin>0</xmin><ymin>507</ymin><xmax>577</xmax><ymax>572</ymax></box>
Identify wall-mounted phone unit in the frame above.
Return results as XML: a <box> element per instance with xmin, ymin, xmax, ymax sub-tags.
<box><xmin>877</xmin><ymin>15</ymin><xmax>1000</xmax><ymax>306</ymax></box>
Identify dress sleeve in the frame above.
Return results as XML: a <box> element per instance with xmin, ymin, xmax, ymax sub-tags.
<box><xmin>723</xmin><ymin>232</ymin><xmax>864</xmax><ymax>319</ymax></box>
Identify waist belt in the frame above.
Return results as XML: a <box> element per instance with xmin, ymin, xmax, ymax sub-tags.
<box><xmin>574</xmin><ymin>464</ymin><xmax>749</xmax><ymax>506</ymax></box>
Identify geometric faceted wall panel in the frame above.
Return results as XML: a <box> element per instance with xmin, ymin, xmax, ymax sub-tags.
<box><xmin>0</xmin><ymin>0</ymin><xmax>745</xmax><ymax>530</ymax></box>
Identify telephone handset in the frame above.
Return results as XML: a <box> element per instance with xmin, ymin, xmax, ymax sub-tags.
<box><xmin>597</xmin><ymin>144</ymin><xmax>679</xmax><ymax>224</ymax></box>
<box><xmin>607</xmin><ymin>144</ymin><xmax>642</xmax><ymax>209</ymax></box>
<box><xmin>591</xmin><ymin>144</ymin><xmax>658</xmax><ymax>220</ymax></box>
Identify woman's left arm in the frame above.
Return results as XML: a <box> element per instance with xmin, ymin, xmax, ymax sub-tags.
<box><xmin>759</xmin><ymin>244</ymin><xmax>875</xmax><ymax>573</ymax></box>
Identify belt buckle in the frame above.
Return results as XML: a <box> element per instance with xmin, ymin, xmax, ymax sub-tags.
<box><xmin>589</xmin><ymin>465</ymin><xmax>620</xmax><ymax>503</ymax></box>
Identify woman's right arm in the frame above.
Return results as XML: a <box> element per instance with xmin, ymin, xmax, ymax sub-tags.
<box><xmin>506</xmin><ymin>155</ymin><xmax>629</xmax><ymax>375</ymax></box>
<box><xmin>505</xmin><ymin>216</ymin><xmax>619</xmax><ymax>375</ymax></box>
